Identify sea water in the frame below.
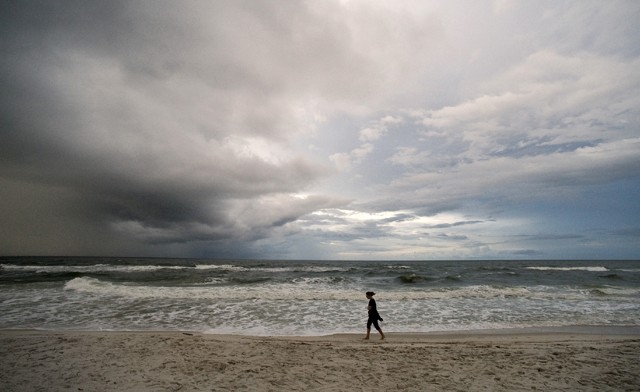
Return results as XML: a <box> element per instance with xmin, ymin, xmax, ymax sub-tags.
<box><xmin>1</xmin><ymin>257</ymin><xmax>638</xmax><ymax>336</ymax></box>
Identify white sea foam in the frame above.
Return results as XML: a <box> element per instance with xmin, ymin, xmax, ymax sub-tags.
<box><xmin>62</xmin><ymin>277</ymin><xmax>634</xmax><ymax>303</ymax></box>
<box><xmin>194</xmin><ymin>264</ymin><xmax>248</xmax><ymax>271</ymax></box>
<box><xmin>193</xmin><ymin>264</ymin><xmax>349</xmax><ymax>273</ymax></box>
<box><xmin>201</xmin><ymin>277</ymin><xmax>228</xmax><ymax>285</ymax></box>
<box><xmin>289</xmin><ymin>266</ymin><xmax>351</xmax><ymax>273</ymax></box>
<box><xmin>63</xmin><ymin>277</ymin><xmax>361</xmax><ymax>300</ymax></box>
<box><xmin>525</xmin><ymin>266</ymin><xmax>609</xmax><ymax>272</ymax></box>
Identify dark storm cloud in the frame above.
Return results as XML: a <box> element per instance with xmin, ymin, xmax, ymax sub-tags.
<box><xmin>0</xmin><ymin>1</ymin><xmax>351</xmax><ymax>255</ymax></box>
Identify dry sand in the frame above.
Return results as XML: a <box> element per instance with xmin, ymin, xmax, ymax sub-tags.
<box><xmin>1</xmin><ymin>329</ymin><xmax>639</xmax><ymax>391</ymax></box>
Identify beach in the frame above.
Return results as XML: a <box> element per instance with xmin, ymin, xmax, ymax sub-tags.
<box><xmin>2</xmin><ymin>259</ymin><xmax>639</xmax><ymax>390</ymax></box>
<box><xmin>2</xmin><ymin>329</ymin><xmax>639</xmax><ymax>391</ymax></box>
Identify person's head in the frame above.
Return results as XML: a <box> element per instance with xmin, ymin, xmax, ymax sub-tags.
<box><xmin>366</xmin><ymin>291</ymin><xmax>375</xmax><ymax>299</ymax></box>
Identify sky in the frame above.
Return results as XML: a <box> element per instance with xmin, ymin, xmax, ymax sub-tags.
<box><xmin>1</xmin><ymin>0</ymin><xmax>639</xmax><ymax>260</ymax></box>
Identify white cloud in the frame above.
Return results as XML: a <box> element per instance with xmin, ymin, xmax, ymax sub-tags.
<box><xmin>414</xmin><ymin>50</ymin><xmax>640</xmax><ymax>162</ymax></box>
<box><xmin>329</xmin><ymin>152</ymin><xmax>353</xmax><ymax>172</ymax></box>
<box><xmin>351</xmin><ymin>143</ymin><xmax>375</xmax><ymax>163</ymax></box>
<box><xmin>390</xmin><ymin>138</ymin><xmax>640</xmax><ymax>207</ymax></box>
<box><xmin>359</xmin><ymin>127</ymin><xmax>385</xmax><ymax>142</ymax></box>
<box><xmin>329</xmin><ymin>142</ymin><xmax>375</xmax><ymax>171</ymax></box>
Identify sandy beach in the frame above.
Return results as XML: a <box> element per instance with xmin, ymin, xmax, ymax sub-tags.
<box><xmin>1</xmin><ymin>329</ymin><xmax>639</xmax><ymax>391</ymax></box>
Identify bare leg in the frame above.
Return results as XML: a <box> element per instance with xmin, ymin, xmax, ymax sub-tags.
<box><xmin>364</xmin><ymin>328</ymin><xmax>371</xmax><ymax>340</ymax></box>
<box><xmin>377</xmin><ymin>328</ymin><xmax>385</xmax><ymax>340</ymax></box>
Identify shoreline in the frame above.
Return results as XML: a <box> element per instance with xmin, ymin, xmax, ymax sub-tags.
<box><xmin>2</xmin><ymin>328</ymin><xmax>639</xmax><ymax>391</ymax></box>
<box><xmin>2</xmin><ymin>323</ymin><xmax>639</xmax><ymax>337</ymax></box>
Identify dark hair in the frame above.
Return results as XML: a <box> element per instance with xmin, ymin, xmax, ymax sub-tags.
<box><xmin>366</xmin><ymin>291</ymin><xmax>375</xmax><ymax>296</ymax></box>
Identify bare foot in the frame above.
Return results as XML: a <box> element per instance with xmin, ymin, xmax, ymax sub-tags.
<box><xmin>363</xmin><ymin>337</ymin><xmax>369</xmax><ymax>340</ymax></box>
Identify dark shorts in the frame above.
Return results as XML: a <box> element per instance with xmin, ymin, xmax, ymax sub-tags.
<box><xmin>367</xmin><ymin>316</ymin><xmax>381</xmax><ymax>330</ymax></box>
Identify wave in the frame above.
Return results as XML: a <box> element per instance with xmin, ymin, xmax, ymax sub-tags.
<box><xmin>525</xmin><ymin>266</ymin><xmax>609</xmax><ymax>272</ymax></box>
<box><xmin>197</xmin><ymin>277</ymin><xmax>228</xmax><ymax>285</ymax></box>
<box><xmin>0</xmin><ymin>271</ymin><xmax>84</xmax><ymax>284</ymax></box>
<box><xmin>476</xmin><ymin>266</ymin><xmax>515</xmax><ymax>272</ymax></box>
<box><xmin>194</xmin><ymin>264</ymin><xmax>247</xmax><ymax>271</ymax></box>
<box><xmin>194</xmin><ymin>264</ymin><xmax>350</xmax><ymax>273</ymax></box>
<box><xmin>1</xmin><ymin>263</ymin><xmax>189</xmax><ymax>274</ymax></box>
<box><xmin>195</xmin><ymin>276</ymin><xmax>352</xmax><ymax>286</ymax></box>
<box><xmin>228</xmin><ymin>277</ymin><xmax>273</xmax><ymax>284</ymax></box>
<box><xmin>397</xmin><ymin>274</ymin><xmax>434</xmax><ymax>284</ymax></box>
<box><xmin>62</xmin><ymin>277</ymin><xmax>640</xmax><ymax>302</ymax></box>
<box><xmin>1</xmin><ymin>263</ymin><xmax>351</xmax><ymax>276</ymax></box>
<box><xmin>589</xmin><ymin>286</ymin><xmax>640</xmax><ymax>297</ymax></box>
<box><xmin>599</xmin><ymin>274</ymin><xmax>624</xmax><ymax>280</ymax></box>
<box><xmin>63</xmin><ymin>277</ymin><xmax>362</xmax><ymax>300</ymax></box>
<box><xmin>290</xmin><ymin>276</ymin><xmax>352</xmax><ymax>285</ymax></box>
<box><xmin>397</xmin><ymin>274</ymin><xmax>461</xmax><ymax>284</ymax></box>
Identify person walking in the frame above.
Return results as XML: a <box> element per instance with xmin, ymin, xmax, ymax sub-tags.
<box><xmin>364</xmin><ymin>291</ymin><xmax>385</xmax><ymax>340</ymax></box>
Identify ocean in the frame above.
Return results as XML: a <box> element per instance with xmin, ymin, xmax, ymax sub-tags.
<box><xmin>1</xmin><ymin>257</ymin><xmax>639</xmax><ymax>336</ymax></box>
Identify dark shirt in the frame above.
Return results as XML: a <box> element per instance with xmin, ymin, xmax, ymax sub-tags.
<box><xmin>368</xmin><ymin>298</ymin><xmax>382</xmax><ymax>321</ymax></box>
<box><xmin>368</xmin><ymin>298</ymin><xmax>377</xmax><ymax>314</ymax></box>
<box><xmin>369</xmin><ymin>298</ymin><xmax>382</xmax><ymax>325</ymax></box>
